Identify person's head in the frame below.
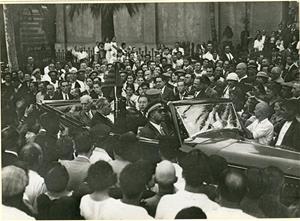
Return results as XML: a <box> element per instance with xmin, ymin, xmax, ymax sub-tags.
<box><xmin>87</xmin><ymin>160</ymin><xmax>116</xmax><ymax>192</ymax></box>
<box><xmin>265</xmin><ymin>82</ymin><xmax>282</xmax><ymax>100</ymax></box>
<box><xmin>282</xmin><ymin>99</ymin><xmax>299</xmax><ymax>121</ymax></box>
<box><xmin>149</xmin><ymin>61</ymin><xmax>156</xmax><ymax>71</ymax></box>
<box><xmin>70</xmin><ymin>88</ymin><xmax>81</xmax><ymax>99</ymax></box>
<box><xmin>39</xmin><ymin>112</ymin><xmax>60</xmax><ymax>134</ymax></box>
<box><xmin>281</xmin><ymin>84</ymin><xmax>293</xmax><ymax>99</ymax></box>
<box><xmin>254</xmin><ymin>102</ymin><xmax>272</xmax><ymax>121</ymax></box>
<box><xmin>286</xmin><ymin>55</ymin><xmax>293</xmax><ymax>65</ymax></box>
<box><xmin>19</xmin><ymin>143</ymin><xmax>43</xmax><ymax>170</ymax></box>
<box><xmin>113</xmin><ymin>132</ymin><xmax>140</xmax><ymax>162</ymax></box>
<box><xmin>46</xmin><ymin>84</ymin><xmax>55</xmax><ymax>96</ymax></box>
<box><xmin>119</xmin><ymin>163</ymin><xmax>147</xmax><ymax>201</ymax></box>
<box><xmin>224</xmin><ymin>45</ymin><xmax>231</xmax><ymax>53</ymax></box>
<box><xmin>144</xmin><ymin>70</ymin><xmax>152</xmax><ymax>81</ymax></box>
<box><xmin>177</xmin><ymin>81</ymin><xmax>185</xmax><ymax>93</ymax></box>
<box><xmin>125</xmin><ymin>84</ymin><xmax>135</xmax><ymax>97</ymax></box>
<box><xmin>218</xmin><ymin>169</ymin><xmax>247</xmax><ymax>204</ymax></box>
<box><xmin>60</xmin><ymin>80</ymin><xmax>69</xmax><ymax>94</ymax></box>
<box><xmin>74</xmin><ymin>131</ymin><xmax>94</xmax><ymax>156</ymax></box>
<box><xmin>49</xmin><ymin>70</ymin><xmax>58</xmax><ymax>82</ymax></box>
<box><xmin>2</xmin><ymin>165</ymin><xmax>29</xmax><ymax>201</ymax></box>
<box><xmin>80</xmin><ymin>95</ymin><xmax>93</xmax><ymax>112</ymax></box>
<box><xmin>93</xmin><ymin>82</ymin><xmax>102</xmax><ymax>95</ymax></box>
<box><xmin>245</xmin><ymin>167</ymin><xmax>266</xmax><ymax>199</ymax></box>
<box><xmin>184</xmin><ymin>73</ymin><xmax>195</xmax><ymax>86</ymax></box>
<box><xmin>138</xmin><ymin>82</ymin><xmax>149</xmax><ymax>95</ymax></box>
<box><xmin>136</xmin><ymin>76</ymin><xmax>144</xmax><ymax>86</ymax></box>
<box><xmin>175</xmin><ymin>207</ymin><xmax>207</xmax><ymax>219</ymax></box>
<box><xmin>259</xmin><ymin>194</ymin><xmax>290</xmax><ymax>218</ymax></box>
<box><xmin>155</xmin><ymin>76</ymin><xmax>166</xmax><ymax>89</ymax></box>
<box><xmin>292</xmin><ymin>83</ymin><xmax>300</xmax><ymax>98</ymax></box>
<box><xmin>207</xmin><ymin>43</ymin><xmax>213</xmax><ymax>52</ymax></box>
<box><xmin>1</xmin><ymin>126</ymin><xmax>20</xmax><ymax>152</ymax></box>
<box><xmin>57</xmin><ymin>136</ymin><xmax>74</xmax><ymax>160</ymax></box>
<box><xmin>155</xmin><ymin>160</ymin><xmax>177</xmax><ymax>187</ymax></box>
<box><xmin>45</xmin><ymin>163</ymin><xmax>69</xmax><ymax>193</ymax></box>
<box><xmin>270</xmin><ymin>67</ymin><xmax>281</xmax><ymax>80</ymax></box>
<box><xmin>95</xmin><ymin>97</ymin><xmax>112</xmax><ymax>116</ymax></box>
<box><xmin>236</xmin><ymin>62</ymin><xmax>247</xmax><ymax>78</ymax></box>
<box><xmin>181</xmin><ymin>149</ymin><xmax>210</xmax><ymax>188</ymax></box>
<box><xmin>126</xmin><ymin>74</ymin><xmax>134</xmax><ymax>84</ymax></box>
<box><xmin>138</xmin><ymin>95</ymin><xmax>148</xmax><ymax>112</ymax></box>
<box><xmin>145</xmin><ymin>101</ymin><xmax>165</xmax><ymax>124</ymax></box>
<box><xmin>208</xmin><ymin>155</ymin><xmax>228</xmax><ymax>184</ymax></box>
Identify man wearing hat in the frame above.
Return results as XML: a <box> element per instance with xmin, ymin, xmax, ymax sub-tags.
<box><xmin>223</xmin><ymin>72</ymin><xmax>245</xmax><ymax>111</ymax></box>
<box><xmin>138</xmin><ymin>101</ymin><xmax>168</xmax><ymax>139</ymax></box>
<box><xmin>69</xmin><ymin>70</ymin><xmax>86</xmax><ymax>93</ymax></box>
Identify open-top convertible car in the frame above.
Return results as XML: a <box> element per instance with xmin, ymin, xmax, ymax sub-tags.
<box><xmin>40</xmin><ymin>98</ymin><xmax>300</xmax><ymax>204</ymax></box>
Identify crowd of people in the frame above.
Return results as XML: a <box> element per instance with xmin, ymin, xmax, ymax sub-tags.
<box><xmin>1</xmin><ymin>21</ymin><xmax>300</xmax><ymax>219</ymax></box>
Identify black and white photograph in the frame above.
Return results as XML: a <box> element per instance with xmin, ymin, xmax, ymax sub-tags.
<box><xmin>1</xmin><ymin>1</ymin><xmax>300</xmax><ymax>219</ymax></box>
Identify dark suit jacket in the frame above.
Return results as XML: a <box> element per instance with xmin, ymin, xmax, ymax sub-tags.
<box><xmin>53</xmin><ymin>92</ymin><xmax>74</xmax><ymax>100</ymax></box>
<box><xmin>44</xmin><ymin>94</ymin><xmax>56</xmax><ymax>100</ymax></box>
<box><xmin>276</xmin><ymin>119</ymin><xmax>300</xmax><ymax>152</ymax></box>
<box><xmin>221</xmin><ymin>52</ymin><xmax>235</xmax><ymax>63</ymax></box>
<box><xmin>90</xmin><ymin>112</ymin><xmax>114</xmax><ymax>128</ymax></box>
<box><xmin>139</xmin><ymin>122</ymin><xmax>169</xmax><ymax>140</ymax></box>
<box><xmin>194</xmin><ymin>87</ymin><xmax>218</xmax><ymax>99</ymax></box>
<box><xmin>70</xmin><ymin>110</ymin><xmax>96</xmax><ymax>126</ymax></box>
<box><xmin>90</xmin><ymin>90</ymin><xmax>102</xmax><ymax>99</ymax></box>
<box><xmin>161</xmin><ymin>86</ymin><xmax>175</xmax><ymax>101</ymax></box>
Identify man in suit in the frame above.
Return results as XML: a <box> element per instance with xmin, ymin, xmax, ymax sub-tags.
<box><xmin>236</xmin><ymin>62</ymin><xmax>253</xmax><ymax>93</ymax></box>
<box><xmin>275</xmin><ymin>99</ymin><xmax>300</xmax><ymax>152</ymax></box>
<box><xmin>59</xmin><ymin>132</ymin><xmax>93</xmax><ymax>191</ymax></box>
<box><xmin>90</xmin><ymin>97</ymin><xmax>113</xmax><ymax>129</ymax></box>
<box><xmin>90</xmin><ymin>82</ymin><xmax>104</xmax><ymax>99</ymax></box>
<box><xmin>155</xmin><ymin>75</ymin><xmax>175</xmax><ymax>102</ymax></box>
<box><xmin>69</xmin><ymin>95</ymin><xmax>96</xmax><ymax>126</ymax></box>
<box><xmin>53</xmin><ymin>80</ymin><xmax>74</xmax><ymax>100</ymax></box>
<box><xmin>139</xmin><ymin>101</ymin><xmax>168</xmax><ymax>139</ymax></box>
<box><xmin>44</xmin><ymin>84</ymin><xmax>56</xmax><ymax>100</ymax></box>
<box><xmin>221</xmin><ymin>45</ymin><xmax>235</xmax><ymax>64</ymax></box>
<box><xmin>193</xmin><ymin>76</ymin><xmax>218</xmax><ymax>99</ymax></box>
<box><xmin>222</xmin><ymin>72</ymin><xmax>245</xmax><ymax>111</ymax></box>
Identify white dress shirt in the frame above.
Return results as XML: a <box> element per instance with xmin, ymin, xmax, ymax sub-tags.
<box><xmin>203</xmin><ymin>52</ymin><xmax>214</xmax><ymax>61</ymax></box>
<box><xmin>246</xmin><ymin>117</ymin><xmax>274</xmax><ymax>145</ymax></box>
<box><xmin>155</xmin><ymin>189</ymin><xmax>220</xmax><ymax>219</ymax></box>
<box><xmin>275</xmin><ymin>121</ymin><xmax>293</xmax><ymax>146</ymax></box>
<box><xmin>100</xmin><ymin>199</ymin><xmax>153</xmax><ymax>219</ymax></box>
<box><xmin>23</xmin><ymin>170</ymin><xmax>47</xmax><ymax>214</ymax></box>
<box><xmin>172</xmin><ymin>47</ymin><xmax>185</xmax><ymax>56</ymax></box>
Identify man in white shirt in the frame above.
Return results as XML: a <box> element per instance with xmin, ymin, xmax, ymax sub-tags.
<box><xmin>72</xmin><ymin>46</ymin><xmax>89</xmax><ymax>62</ymax></box>
<box><xmin>203</xmin><ymin>43</ymin><xmax>214</xmax><ymax>61</ymax></box>
<box><xmin>19</xmin><ymin>143</ymin><xmax>47</xmax><ymax>215</ymax></box>
<box><xmin>172</xmin><ymin>42</ymin><xmax>184</xmax><ymax>56</ymax></box>
<box><xmin>156</xmin><ymin>149</ymin><xmax>220</xmax><ymax>219</ymax></box>
<box><xmin>244</xmin><ymin>102</ymin><xmax>274</xmax><ymax>145</ymax></box>
<box><xmin>100</xmin><ymin>163</ymin><xmax>153</xmax><ymax>219</ymax></box>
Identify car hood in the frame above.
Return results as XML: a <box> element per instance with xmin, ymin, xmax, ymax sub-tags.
<box><xmin>181</xmin><ymin>137</ymin><xmax>300</xmax><ymax>178</ymax></box>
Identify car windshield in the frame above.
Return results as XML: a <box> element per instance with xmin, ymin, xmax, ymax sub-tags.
<box><xmin>175</xmin><ymin>101</ymin><xmax>242</xmax><ymax>138</ymax></box>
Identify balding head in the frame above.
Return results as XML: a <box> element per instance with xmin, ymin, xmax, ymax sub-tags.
<box><xmin>19</xmin><ymin>143</ymin><xmax>43</xmax><ymax>169</ymax></box>
<box><xmin>254</xmin><ymin>102</ymin><xmax>272</xmax><ymax>121</ymax></box>
<box><xmin>155</xmin><ymin>160</ymin><xmax>177</xmax><ymax>186</ymax></box>
<box><xmin>219</xmin><ymin>169</ymin><xmax>247</xmax><ymax>204</ymax></box>
<box><xmin>236</xmin><ymin>62</ymin><xmax>247</xmax><ymax>78</ymax></box>
<box><xmin>270</xmin><ymin>67</ymin><xmax>282</xmax><ymax>80</ymax></box>
<box><xmin>80</xmin><ymin>95</ymin><xmax>92</xmax><ymax>112</ymax></box>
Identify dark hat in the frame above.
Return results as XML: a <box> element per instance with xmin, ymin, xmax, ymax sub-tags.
<box><xmin>256</xmin><ymin>71</ymin><xmax>269</xmax><ymax>78</ymax></box>
<box><xmin>174</xmin><ymin>69</ymin><xmax>186</xmax><ymax>75</ymax></box>
<box><xmin>144</xmin><ymin>101</ymin><xmax>165</xmax><ymax>118</ymax></box>
<box><xmin>145</xmin><ymin>88</ymin><xmax>161</xmax><ymax>101</ymax></box>
<box><xmin>48</xmin><ymin>70</ymin><xmax>58</xmax><ymax>75</ymax></box>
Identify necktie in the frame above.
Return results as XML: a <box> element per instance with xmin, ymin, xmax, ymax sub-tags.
<box><xmin>160</xmin><ymin>125</ymin><xmax>166</xmax><ymax>135</ymax></box>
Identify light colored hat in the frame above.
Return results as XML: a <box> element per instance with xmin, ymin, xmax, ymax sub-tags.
<box><xmin>226</xmin><ymin>72</ymin><xmax>239</xmax><ymax>81</ymax></box>
<box><xmin>2</xmin><ymin>166</ymin><xmax>29</xmax><ymax>198</ymax></box>
<box><xmin>256</xmin><ymin>71</ymin><xmax>268</xmax><ymax>78</ymax></box>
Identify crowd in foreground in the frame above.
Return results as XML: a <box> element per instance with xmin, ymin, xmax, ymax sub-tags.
<box><xmin>1</xmin><ymin>22</ymin><xmax>300</xmax><ymax>219</ymax></box>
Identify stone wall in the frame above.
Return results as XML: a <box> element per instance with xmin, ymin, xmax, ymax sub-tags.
<box><xmin>55</xmin><ymin>2</ymin><xmax>286</xmax><ymax>50</ymax></box>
